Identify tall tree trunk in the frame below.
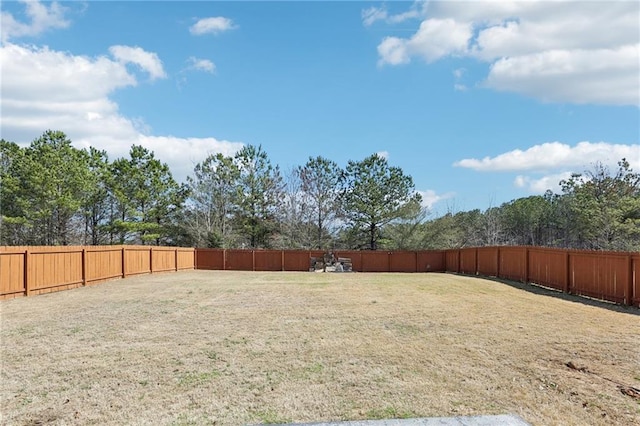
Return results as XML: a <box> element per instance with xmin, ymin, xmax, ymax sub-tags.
<box><xmin>370</xmin><ymin>223</ymin><xmax>377</xmax><ymax>250</ymax></box>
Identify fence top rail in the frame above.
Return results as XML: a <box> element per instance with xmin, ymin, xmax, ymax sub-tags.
<box><xmin>0</xmin><ymin>245</ymin><xmax>196</xmax><ymax>254</ymax></box>
<box><xmin>441</xmin><ymin>245</ymin><xmax>639</xmax><ymax>257</ymax></box>
<box><xmin>1</xmin><ymin>245</ymin><xmax>637</xmax><ymax>256</ymax></box>
<box><xmin>84</xmin><ymin>247</ymin><xmax>126</xmax><ymax>253</ymax></box>
<box><xmin>144</xmin><ymin>246</ymin><xmax>192</xmax><ymax>250</ymax></box>
<box><xmin>0</xmin><ymin>247</ymin><xmax>85</xmax><ymax>255</ymax></box>
<box><xmin>0</xmin><ymin>245</ymin><xmax>188</xmax><ymax>249</ymax></box>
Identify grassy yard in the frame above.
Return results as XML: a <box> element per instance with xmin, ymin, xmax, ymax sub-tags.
<box><xmin>1</xmin><ymin>270</ymin><xmax>639</xmax><ymax>425</ymax></box>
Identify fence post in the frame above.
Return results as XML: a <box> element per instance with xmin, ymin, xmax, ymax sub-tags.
<box><xmin>24</xmin><ymin>249</ymin><xmax>30</xmax><ymax>296</ymax></box>
<box><xmin>223</xmin><ymin>249</ymin><xmax>227</xmax><ymax>270</ymax></box>
<box><xmin>82</xmin><ymin>248</ymin><xmax>87</xmax><ymax>285</ymax></box>
<box><xmin>175</xmin><ymin>248</ymin><xmax>179</xmax><ymax>271</ymax></box>
<box><xmin>457</xmin><ymin>250</ymin><xmax>461</xmax><ymax>274</ymax></box>
<box><xmin>415</xmin><ymin>251</ymin><xmax>419</xmax><ymax>273</ymax></box>
<box><xmin>122</xmin><ymin>246</ymin><xmax>127</xmax><ymax>278</ymax></box>
<box><xmin>626</xmin><ymin>255</ymin><xmax>633</xmax><ymax>306</ymax></box>
<box><xmin>252</xmin><ymin>250</ymin><xmax>255</xmax><ymax>272</ymax></box>
<box><xmin>281</xmin><ymin>250</ymin><xmax>285</xmax><ymax>271</ymax></box>
<box><xmin>524</xmin><ymin>247</ymin><xmax>529</xmax><ymax>283</ymax></box>
<box><xmin>564</xmin><ymin>251</ymin><xmax>571</xmax><ymax>294</ymax></box>
<box><xmin>474</xmin><ymin>248</ymin><xmax>478</xmax><ymax>275</ymax></box>
<box><xmin>496</xmin><ymin>247</ymin><xmax>501</xmax><ymax>278</ymax></box>
<box><xmin>150</xmin><ymin>247</ymin><xmax>154</xmax><ymax>273</ymax></box>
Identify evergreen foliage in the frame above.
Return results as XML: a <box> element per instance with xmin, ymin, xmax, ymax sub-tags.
<box><xmin>1</xmin><ymin>131</ymin><xmax>638</xmax><ymax>251</ymax></box>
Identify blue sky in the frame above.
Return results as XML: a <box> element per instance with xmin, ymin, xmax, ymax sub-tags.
<box><xmin>1</xmin><ymin>0</ymin><xmax>638</xmax><ymax>215</ymax></box>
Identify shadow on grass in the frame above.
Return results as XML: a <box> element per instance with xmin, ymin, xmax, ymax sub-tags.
<box><xmin>448</xmin><ymin>273</ymin><xmax>640</xmax><ymax>317</ymax></box>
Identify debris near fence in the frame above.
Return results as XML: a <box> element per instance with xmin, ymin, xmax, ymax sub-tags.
<box><xmin>337</xmin><ymin>257</ymin><xmax>352</xmax><ymax>272</ymax></box>
<box><xmin>309</xmin><ymin>253</ymin><xmax>352</xmax><ymax>272</ymax></box>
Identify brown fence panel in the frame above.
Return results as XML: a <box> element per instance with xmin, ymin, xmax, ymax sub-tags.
<box><xmin>283</xmin><ymin>251</ymin><xmax>311</xmax><ymax>271</ymax></box>
<box><xmin>570</xmin><ymin>251</ymin><xmax>629</xmax><ymax>305</ymax></box>
<box><xmin>360</xmin><ymin>251</ymin><xmax>390</xmax><ymax>272</ymax></box>
<box><xmin>389</xmin><ymin>252</ymin><xmax>417</xmax><ymax>272</ymax></box>
<box><xmin>177</xmin><ymin>248</ymin><xmax>195</xmax><ymax>270</ymax></box>
<box><xmin>499</xmin><ymin>247</ymin><xmax>527</xmax><ymax>282</ymax></box>
<box><xmin>0</xmin><ymin>249</ymin><xmax>25</xmax><ymax>299</ymax></box>
<box><xmin>254</xmin><ymin>250</ymin><xmax>283</xmax><ymax>271</ymax></box>
<box><xmin>527</xmin><ymin>248</ymin><xmax>567</xmax><ymax>291</ymax></box>
<box><xmin>152</xmin><ymin>248</ymin><xmax>177</xmax><ymax>273</ymax></box>
<box><xmin>477</xmin><ymin>247</ymin><xmax>498</xmax><ymax>277</ymax></box>
<box><xmin>29</xmin><ymin>248</ymin><xmax>84</xmax><ymax>295</ymax></box>
<box><xmin>225</xmin><ymin>250</ymin><xmax>254</xmax><ymax>271</ymax></box>
<box><xmin>459</xmin><ymin>248</ymin><xmax>477</xmax><ymax>275</ymax></box>
<box><xmin>444</xmin><ymin>250</ymin><xmax>459</xmax><ymax>272</ymax></box>
<box><xmin>124</xmin><ymin>247</ymin><xmax>151</xmax><ymax>276</ymax></box>
<box><xmin>633</xmin><ymin>254</ymin><xmax>640</xmax><ymax>307</ymax></box>
<box><xmin>196</xmin><ymin>249</ymin><xmax>224</xmax><ymax>270</ymax></box>
<box><xmin>1</xmin><ymin>245</ymin><xmax>193</xmax><ymax>299</ymax></box>
<box><xmin>85</xmin><ymin>246</ymin><xmax>123</xmax><ymax>285</ymax></box>
<box><xmin>417</xmin><ymin>251</ymin><xmax>445</xmax><ymax>272</ymax></box>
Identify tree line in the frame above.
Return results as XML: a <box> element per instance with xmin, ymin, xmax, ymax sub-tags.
<box><xmin>1</xmin><ymin>130</ymin><xmax>638</xmax><ymax>251</ymax></box>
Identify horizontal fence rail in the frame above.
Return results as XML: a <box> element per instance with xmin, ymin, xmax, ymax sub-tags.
<box><xmin>1</xmin><ymin>246</ymin><xmax>638</xmax><ymax>307</ymax></box>
<box><xmin>0</xmin><ymin>246</ymin><xmax>195</xmax><ymax>299</ymax></box>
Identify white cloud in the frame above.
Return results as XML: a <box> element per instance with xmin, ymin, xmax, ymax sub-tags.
<box><xmin>137</xmin><ymin>136</ymin><xmax>243</xmax><ymax>180</ymax></box>
<box><xmin>1</xmin><ymin>42</ymin><xmax>243</xmax><ymax>182</ymax></box>
<box><xmin>376</xmin><ymin>150</ymin><xmax>389</xmax><ymax>159</ymax></box>
<box><xmin>377</xmin><ymin>37</ymin><xmax>411</xmax><ymax>66</ymax></box>
<box><xmin>418</xmin><ymin>189</ymin><xmax>454</xmax><ymax>209</ymax></box>
<box><xmin>190</xmin><ymin>17</ymin><xmax>236</xmax><ymax>35</ymax></box>
<box><xmin>485</xmin><ymin>45</ymin><xmax>640</xmax><ymax>106</ymax></box>
<box><xmin>456</xmin><ymin>141</ymin><xmax>639</xmax><ymax>195</ymax></box>
<box><xmin>378</xmin><ymin>18</ymin><xmax>472</xmax><ymax>65</ymax></box>
<box><xmin>362</xmin><ymin>6</ymin><xmax>388</xmax><ymax>27</ymax></box>
<box><xmin>362</xmin><ymin>1</ymin><xmax>427</xmax><ymax>26</ymax></box>
<box><xmin>109</xmin><ymin>45</ymin><xmax>167</xmax><ymax>80</ymax></box>
<box><xmin>1</xmin><ymin>0</ymin><xmax>69</xmax><ymax>42</ymax></box>
<box><xmin>454</xmin><ymin>141</ymin><xmax>640</xmax><ymax>172</ymax></box>
<box><xmin>374</xmin><ymin>1</ymin><xmax>640</xmax><ymax>105</ymax></box>
<box><xmin>514</xmin><ymin>172</ymin><xmax>573</xmax><ymax>193</ymax></box>
<box><xmin>453</xmin><ymin>67</ymin><xmax>467</xmax><ymax>91</ymax></box>
<box><xmin>1</xmin><ymin>43</ymin><xmax>136</xmax><ymax>146</ymax></box>
<box><xmin>1</xmin><ymin>43</ymin><xmax>135</xmax><ymax>101</ymax></box>
<box><xmin>467</xmin><ymin>2</ymin><xmax>638</xmax><ymax>62</ymax></box>
<box><xmin>187</xmin><ymin>57</ymin><xmax>216</xmax><ymax>74</ymax></box>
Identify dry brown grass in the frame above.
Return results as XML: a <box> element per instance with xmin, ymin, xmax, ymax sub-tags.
<box><xmin>1</xmin><ymin>270</ymin><xmax>639</xmax><ymax>425</ymax></box>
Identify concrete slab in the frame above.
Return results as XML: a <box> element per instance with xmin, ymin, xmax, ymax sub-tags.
<box><xmin>277</xmin><ymin>414</ymin><xmax>530</xmax><ymax>426</ymax></box>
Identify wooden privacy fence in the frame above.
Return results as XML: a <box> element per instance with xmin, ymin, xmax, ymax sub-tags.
<box><xmin>1</xmin><ymin>246</ymin><xmax>638</xmax><ymax>307</ymax></box>
<box><xmin>195</xmin><ymin>249</ymin><xmax>446</xmax><ymax>273</ymax></box>
<box><xmin>197</xmin><ymin>247</ymin><xmax>639</xmax><ymax>307</ymax></box>
<box><xmin>0</xmin><ymin>246</ymin><xmax>195</xmax><ymax>299</ymax></box>
<box><xmin>444</xmin><ymin>246</ymin><xmax>640</xmax><ymax>307</ymax></box>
